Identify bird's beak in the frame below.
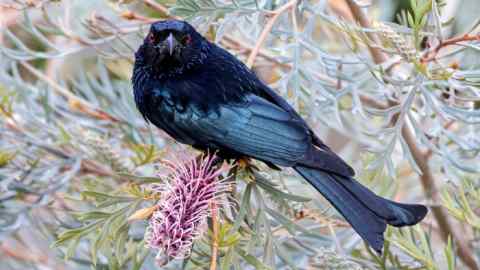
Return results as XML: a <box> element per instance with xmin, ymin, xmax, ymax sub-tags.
<box><xmin>166</xmin><ymin>33</ymin><xmax>176</xmax><ymax>56</ymax></box>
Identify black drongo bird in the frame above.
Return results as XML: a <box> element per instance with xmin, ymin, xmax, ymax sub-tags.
<box><xmin>132</xmin><ymin>20</ymin><xmax>427</xmax><ymax>253</ymax></box>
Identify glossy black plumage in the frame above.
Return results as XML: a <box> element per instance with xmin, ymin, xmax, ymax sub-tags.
<box><xmin>132</xmin><ymin>20</ymin><xmax>428</xmax><ymax>253</ymax></box>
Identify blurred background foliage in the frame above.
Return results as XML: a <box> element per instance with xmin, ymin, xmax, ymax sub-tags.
<box><xmin>1</xmin><ymin>0</ymin><xmax>480</xmax><ymax>269</ymax></box>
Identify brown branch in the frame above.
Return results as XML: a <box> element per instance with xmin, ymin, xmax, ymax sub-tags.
<box><xmin>422</xmin><ymin>33</ymin><xmax>480</xmax><ymax>62</ymax></box>
<box><xmin>246</xmin><ymin>0</ymin><xmax>298</xmax><ymax>68</ymax></box>
<box><xmin>344</xmin><ymin>1</ymin><xmax>478</xmax><ymax>269</ymax></box>
<box><xmin>0</xmin><ymin>242</ymin><xmax>49</xmax><ymax>265</ymax></box>
<box><xmin>343</xmin><ymin>0</ymin><xmax>386</xmax><ymax>64</ymax></box>
<box><xmin>121</xmin><ymin>11</ymin><xmax>156</xmax><ymax>22</ymax></box>
<box><xmin>210</xmin><ymin>200</ymin><xmax>219</xmax><ymax>270</ymax></box>
<box><xmin>142</xmin><ymin>0</ymin><xmax>172</xmax><ymax>18</ymax></box>
<box><xmin>399</xmin><ymin>120</ymin><xmax>477</xmax><ymax>270</ymax></box>
<box><xmin>222</xmin><ymin>36</ymin><xmax>292</xmax><ymax>69</ymax></box>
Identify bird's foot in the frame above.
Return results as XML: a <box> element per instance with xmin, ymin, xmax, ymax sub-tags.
<box><xmin>235</xmin><ymin>157</ymin><xmax>259</xmax><ymax>182</ymax></box>
<box><xmin>236</xmin><ymin>157</ymin><xmax>251</xmax><ymax>170</ymax></box>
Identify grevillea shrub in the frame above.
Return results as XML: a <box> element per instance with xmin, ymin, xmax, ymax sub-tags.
<box><xmin>2</xmin><ymin>0</ymin><xmax>480</xmax><ymax>269</ymax></box>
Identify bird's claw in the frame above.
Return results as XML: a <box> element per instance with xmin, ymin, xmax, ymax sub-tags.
<box><xmin>236</xmin><ymin>157</ymin><xmax>251</xmax><ymax>170</ymax></box>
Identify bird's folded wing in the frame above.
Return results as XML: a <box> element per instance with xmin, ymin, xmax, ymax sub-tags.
<box><xmin>186</xmin><ymin>94</ymin><xmax>311</xmax><ymax>166</ymax></box>
<box><xmin>168</xmin><ymin>94</ymin><xmax>354</xmax><ymax>176</ymax></box>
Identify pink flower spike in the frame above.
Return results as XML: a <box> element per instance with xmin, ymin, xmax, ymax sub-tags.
<box><xmin>145</xmin><ymin>153</ymin><xmax>230</xmax><ymax>262</ymax></box>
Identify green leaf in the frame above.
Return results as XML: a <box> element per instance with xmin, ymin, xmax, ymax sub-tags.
<box><xmin>419</xmin><ymin>14</ymin><xmax>428</xmax><ymax>29</ymax></box>
<box><xmin>132</xmin><ymin>242</ymin><xmax>149</xmax><ymax>270</ymax></box>
<box><xmin>235</xmin><ymin>248</ymin><xmax>272</xmax><ymax>270</ymax></box>
<box><xmin>410</xmin><ymin>0</ymin><xmax>417</xmax><ymax>9</ymax></box>
<box><xmin>91</xmin><ymin>230</ymin><xmax>102</xmax><ymax>266</ymax></box>
<box><xmin>444</xmin><ymin>236</ymin><xmax>455</xmax><ymax>270</ymax></box>
<box><xmin>221</xmin><ymin>247</ymin><xmax>235</xmax><ymax>270</ymax></box>
<box><xmin>263</xmin><ymin>234</ymin><xmax>274</xmax><ymax>267</ymax></box>
<box><xmin>130</xmin><ymin>144</ymin><xmax>160</xmax><ymax>167</ymax></box>
<box><xmin>65</xmin><ymin>236</ymin><xmax>81</xmax><ymax>260</ymax></box>
<box><xmin>217</xmin><ymin>223</ymin><xmax>241</xmax><ymax>247</ymax></box>
<box><xmin>230</xmin><ymin>182</ymin><xmax>253</xmax><ymax>233</ymax></box>
<box><xmin>0</xmin><ymin>150</ymin><xmax>15</xmax><ymax>168</ymax></box>
<box><xmin>75</xmin><ymin>211</ymin><xmax>111</xmax><ymax>221</ymax></box>
<box><xmin>407</xmin><ymin>12</ymin><xmax>416</xmax><ymax>28</ymax></box>
<box><xmin>115</xmin><ymin>225</ymin><xmax>129</xmax><ymax>266</ymax></box>
<box><xmin>273</xmin><ymin>240</ymin><xmax>298</xmax><ymax>270</ymax></box>
<box><xmin>254</xmin><ymin>173</ymin><xmax>311</xmax><ymax>202</ymax></box>
<box><xmin>389</xmin><ymin>226</ymin><xmax>436</xmax><ymax>269</ymax></box>
<box><xmin>418</xmin><ymin>0</ymin><xmax>433</xmax><ymax>19</ymax></box>
<box><xmin>81</xmin><ymin>191</ymin><xmax>135</xmax><ymax>208</ymax></box>
<box><xmin>265</xmin><ymin>207</ymin><xmax>327</xmax><ymax>240</ymax></box>
<box><xmin>53</xmin><ymin>221</ymin><xmax>101</xmax><ymax>247</ymax></box>
<box><xmin>116</xmin><ymin>173</ymin><xmax>163</xmax><ymax>184</ymax></box>
<box><xmin>81</xmin><ymin>191</ymin><xmax>125</xmax><ymax>201</ymax></box>
<box><xmin>56</xmin><ymin>123</ymin><xmax>72</xmax><ymax>143</ymax></box>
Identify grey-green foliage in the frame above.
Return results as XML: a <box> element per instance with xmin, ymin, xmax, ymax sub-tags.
<box><xmin>0</xmin><ymin>0</ymin><xmax>479</xmax><ymax>269</ymax></box>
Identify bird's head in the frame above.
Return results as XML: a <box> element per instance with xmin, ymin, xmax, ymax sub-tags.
<box><xmin>134</xmin><ymin>20</ymin><xmax>209</xmax><ymax>78</ymax></box>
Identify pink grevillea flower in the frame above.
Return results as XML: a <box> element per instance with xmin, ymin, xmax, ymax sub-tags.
<box><xmin>145</xmin><ymin>153</ymin><xmax>230</xmax><ymax>262</ymax></box>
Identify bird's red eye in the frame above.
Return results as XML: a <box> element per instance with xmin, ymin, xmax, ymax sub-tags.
<box><xmin>182</xmin><ymin>34</ymin><xmax>192</xmax><ymax>45</ymax></box>
<box><xmin>148</xmin><ymin>33</ymin><xmax>156</xmax><ymax>43</ymax></box>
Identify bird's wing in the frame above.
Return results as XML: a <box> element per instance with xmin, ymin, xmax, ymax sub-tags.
<box><xmin>255</xmin><ymin>82</ymin><xmax>336</xmax><ymax>149</ymax></box>
<box><xmin>165</xmin><ymin>93</ymin><xmax>354</xmax><ymax>176</ymax></box>
<box><xmin>191</xmin><ymin>94</ymin><xmax>310</xmax><ymax>166</ymax></box>
<box><xmin>250</xmin><ymin>82</ymin><xmax>355</xmax><ymax>176</ymax></box>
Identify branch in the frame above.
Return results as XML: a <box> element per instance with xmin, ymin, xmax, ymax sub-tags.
<box><xmin>421</xmin><ymin>33</ymin><xmax>480</xmax><ymax>62</ymax></box>
<box><xmin>0</xmin><ymin>243</ymin><xmax>49</xmax><ymax>266</ymax></box>
<box><xmin>210</xmin><ymin>201</ymin><xmax>219</xmax><ymax>270</ymax></box>
<box><xmin>343</xmin><ymin>0</ymin><xmax>386</xmax><ymax>64</ymax></box>
<box><xmin>142</xmin><ymin>0</ymin><xmax>171</xmax><ymax>17</ymax></box>
<box><xmin>344</xmin><ymin>1</ymin><xmax>478</xmax><ymax>269</ymax></box>
<box><xmin>246</xmin><ymin>0</ymin><xmax>298</xmax><ymax>68</ymax></box>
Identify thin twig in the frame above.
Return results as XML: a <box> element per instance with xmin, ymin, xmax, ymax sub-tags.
<box><xmin>210</xmin><ymin>200</ymin><xmax>219</xmax><ymax>270</ymax></box>
<box><xmin>142</xmin><ymin>0</ymin><xmax>171</xmax><ymax>17</ymax></box>
<box><xmin>121</xmin><ymin>11</ymin><xmax>156</xmax><ymax>22</ymax></box>
<box><xmin>246</xmin><ymin>0</ymin><xmax>298</xmax><ymax>68</ymax></box>
<box><xmin>344</xmin><ymin>0</ymin><xmax>386</xmax><ymax>64</ymax></box>
<box><xmin>343</xmin><ymin>1</ymin><xmax>478</xmax><ymax>269</ymax></box>
<box><xmin>421</xmin><ymin>33</ymin><xmax>480</xmax><ymax>62</ymax></box>
<box><xmin>0</xmin><ymin>242</ymin><xmax>49</xmax><ymax>265</ymax></box>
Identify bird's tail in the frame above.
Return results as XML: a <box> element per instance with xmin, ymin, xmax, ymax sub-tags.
<box><xmin>293</xmin><ymin>165</ymin><xmax>427</xmax><ymax>253</ymax></box>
